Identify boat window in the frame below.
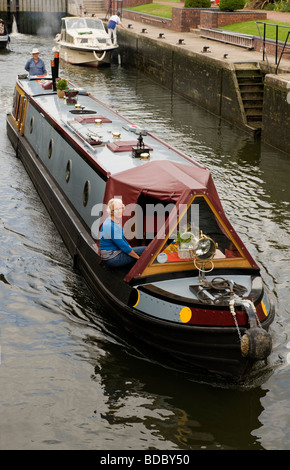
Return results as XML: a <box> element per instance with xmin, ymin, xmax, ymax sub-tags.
<box><xmin>65</xmin><ymin>160</ymin><xmax>72</xmax><ymax>182</ymax></box>
<box><xmin>30</xmin><ymin>116</ymin><xmax>34</xmax><ymax>134</ymax></box>
<box><xmin>12</xmin><ymin>89</ymin><xmax>21</xmax><ymax>121</ymax></box>
<box><xmin>67</xmin><ymin>19</ymin><xmax>86</xmax><ymax>29</ymax></box>
<box><xmin>18</xmin><ymin>97</ymin><xmax>26</xmax><ymax>123</ymax></box>
<box><xmin>11</xmin><ymin>90</ymin><xmax>26</xmax><ymax>132</ymax></box>
<box><xmin>19</xmin><ymin>97</ymin><xmax>27</xmax><ymax>134</ymax></box>
<box><xmin>83</xmin><ymin>180</ymin><xmax>90</xmax><ymax>207</ymax></box>
<box><xmin>66</xmin><ymin>18</ymin><xmax>104</xmax><ymax>31</ymax></box>
<box><xmin>154</xmin><ymin>196</ymin><xmax>241</xmax><ymax>263</ymax></box>
<box><xmin>128</xmin><ymin>193</ymin><xmax>175</xmax><ymax>247</ymax></box>
<box><xmin>86</xmin><ymin>19</ymin><xmax>104</xmax><ymax>30</ymax></box>
<box><xmin>133</xmin><ymin>194</ymin><xmax>249</xmax><ymax>278</ymax></box>
<box><xmin>48</xmin><ymin>139</ymin><xmax>53</xmax><ymax>159</ymax></box>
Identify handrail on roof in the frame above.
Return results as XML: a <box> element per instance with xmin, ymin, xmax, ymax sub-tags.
<box><xmin>255</xmin><ymin>21</ymin><xmax>290</xmax><ymax>74</ymax></box>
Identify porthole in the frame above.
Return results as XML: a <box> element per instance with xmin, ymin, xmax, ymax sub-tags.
<box><xmin>83</xmin><ymin>180</ymin><xmax>90</xmax><ymax>207</ymax></box>
<box><xmin>48</xmin><ymin>139</ymin><xmax>53</xmax><ymax>159</ymax></box>
<box><xmin>30</xmin><ymin>116</ymin><xmax>34</xmax><ymax>134</ymax></box>
<box><xmin>65</xmin><ymin>160</ymin><xmax>72</xmax><ymax>182</ymax></box>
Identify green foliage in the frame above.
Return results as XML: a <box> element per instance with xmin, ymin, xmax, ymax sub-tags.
<box><xmin>262</xmin><ymin>2</ymin><xmax>275</xmax><ymax>9</ymax></box>
<box><xmin>221</xmin><ymin>20</ymin><xmax>290</xmax><ymax>41</ymax></box>
<box><xmin>175</xmin><ymin>231</ymin><xmax>192</xmax><ymax>246</ymax></box>
<box><xmin>56</xmin><ymin>78</ymin><xmax>69</xmax><ymax>90</ymax></box>
<box><xmin>277</xmin><ymin>1</ymin><xmax>290</xmax><ymax>11</ymax></box>
<box><xmin>251</xmin><ymin>0</ymin><xmax>290</xmax><ymax>11</ymax></box>
<box><xmin>184</xmin><ymin>0</ymin><xmax>211</xmax><ymax>7</ymax></box>
<box><xmin>125</xmin><ymin>4</ymin><xmax>173</xmax><ymax>18</ymax></box>
<box><xmin>219</xmin><ymin>0</ymin><xmax>246</xmax><ymax>11</ymax></box>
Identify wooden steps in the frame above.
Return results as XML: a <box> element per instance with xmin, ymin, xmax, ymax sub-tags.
<box><xmin>82</xmin><ymin>0</ymin><xmax>107</xmax><ymax>19</ymax></box>
<box><xmin>234</xmin><ymin>63</ymin><xmax>264</xmax><ymax>130</ymax></box>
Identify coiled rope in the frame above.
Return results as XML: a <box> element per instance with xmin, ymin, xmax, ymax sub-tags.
<box><xmin>198</xmin><ymin>276</ymin><xmax>248</xmax><ymax>302</ymax></box>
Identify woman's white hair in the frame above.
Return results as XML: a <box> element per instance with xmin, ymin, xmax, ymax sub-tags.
<box><xmin>107</xmin><ymin>198</ymin><xmax>124</xmax><ymax>215</ymax></box>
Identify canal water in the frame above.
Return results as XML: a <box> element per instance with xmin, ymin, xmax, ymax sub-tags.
<box><xmin>1</xmin><ymin>31</ymin><xmax>290</xmax><ymax>451</ymax></box>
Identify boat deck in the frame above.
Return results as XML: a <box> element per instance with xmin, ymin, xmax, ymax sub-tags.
<box><xmin>21</xmin><ymin>76</ymin><xmax>201</xmax><ymax>176</ymax></box>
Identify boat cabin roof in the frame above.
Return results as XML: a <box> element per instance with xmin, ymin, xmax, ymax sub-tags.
<box><xmin>103</xmin><ymin>159</ymin><xmax>222</xmax><ymax>209</ymax></box>
<box><xmin>17</xmin><ymin>77</ymin><xmax>202</xmax><ymax>177</ymax></box>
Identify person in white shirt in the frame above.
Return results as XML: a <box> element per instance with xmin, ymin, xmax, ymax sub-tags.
<box><xmin>107</xmin><ymin>11</ymin><xmax>126</xmax><ymax>45</ymax></box>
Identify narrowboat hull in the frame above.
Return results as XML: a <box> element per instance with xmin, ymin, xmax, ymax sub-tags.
<box><xmin>6</xmin><ymin>75</ymin><xmax>275</xmax><ymax>382</ymax></box>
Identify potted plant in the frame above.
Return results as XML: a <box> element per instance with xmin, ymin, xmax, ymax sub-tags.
<box><xmin>56</xmin><ymin>78</ymin><xmax>68</xmax><ymax>98</ymax></box>
<box><xmin>174</xmin><ymin>230</ymin><xmax>198</xmax><ymax>259</ymax></box>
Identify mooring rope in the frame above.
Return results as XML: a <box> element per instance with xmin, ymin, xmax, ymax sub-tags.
<box><xmin>199</xmin><ymin>276</ymin><xmax>248</xmax><ymax>297</ymax></box>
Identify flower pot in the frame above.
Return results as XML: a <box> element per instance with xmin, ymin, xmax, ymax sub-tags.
<box><xmin>57</xmin><ymin>89</ymin><xmax>65</xmax><ymax>98</ymax></box>
<box><xmin>65</xmin><ymin>89</ymin><xmax>79</xmax><ymax>105</ymax></box>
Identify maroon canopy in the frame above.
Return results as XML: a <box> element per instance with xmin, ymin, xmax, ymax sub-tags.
<box><xmin>103</xmin><ymin>160</ymin><xmax>224</xmax><ymax>215</ymax></box>
<box><xmin>100</xmin><ymin>160</ymin><xmax>258</xmax><ymax>280</ymax></box>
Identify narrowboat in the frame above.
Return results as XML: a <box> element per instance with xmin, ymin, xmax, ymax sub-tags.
<box><xmin>6</xmin><ymin>66</ymin><xmax>275</xmax><ymax>382</ymax></box>
<box><xmin>54</xmin><ymin>16</ymin><xmax>118</xmax><ymax>67</ymax></box>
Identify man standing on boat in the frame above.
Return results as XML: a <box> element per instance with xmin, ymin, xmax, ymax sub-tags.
<box><xmin>107</xmin><ymin>11</ymin><xmax>126</xmax><ymax>46</ymax></box>
<box><xmin>24</xmin><ymin>48</ymin><xmax>47</xmax><ymax>76</ymax></box>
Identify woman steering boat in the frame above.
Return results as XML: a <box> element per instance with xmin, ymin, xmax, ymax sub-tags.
<box><xmin>100</xmin><ymin>198</ymin><xmax>146</xmax><ymax>268</ymax></box>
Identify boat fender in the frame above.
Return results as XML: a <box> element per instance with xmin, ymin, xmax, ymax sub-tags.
<box><xmin>240</xmin><ymin>327</ymin><xmax>272</xmax><ymax>360</ymax></box>
<box><xmin>93</xmin><ymin>50</ymin><xmax>106</xmax><ymax>62</ymax></box>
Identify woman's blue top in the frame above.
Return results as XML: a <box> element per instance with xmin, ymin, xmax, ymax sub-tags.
<box><xmin>100</xmin><ymin>218</ymin><xmax>132</xmax><ymax>254</ymax></box>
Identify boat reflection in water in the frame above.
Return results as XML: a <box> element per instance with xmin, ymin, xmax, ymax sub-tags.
<box><xmin>6</xmin><ymin>61</ymin><xmax>275</xmax><ymax>383</ymax></box>
<box><xmin>54</xmin><ymin>16</ymin><xmax>118</xmax><ymax>67</ymax></box>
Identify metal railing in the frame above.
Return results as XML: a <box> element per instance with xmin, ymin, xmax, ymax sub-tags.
<box><xmin>200</xmin><ymin>27</ymin><xmax>254</xmax><ymax>49</ymax></box>
<box><xmin>256</xmin><ymin>21</ymin><xmax>290</xmax><ymax>74</ymax></box>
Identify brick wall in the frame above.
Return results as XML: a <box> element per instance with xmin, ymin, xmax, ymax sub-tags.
<box><xmin>122</xmin><ymin>7</ymin><xmax>202</xmax><ymax>32</ymax></box>
<box><xmin>123</xmin><ymin>0</ymin><xmax>153</xmax><ymax>7</ymax></box>
<box><xmin>200</xmin><ymin>9</ymin><xmax>267</xmax><ymax>29</ymax></box>
<box><xmin>122</xmin><ymin>8</ymin><xmax>267</xmax><ymax>33</ymax></box>
<box><xmin>104</xmin><ymin>0</ymin><xmax>153</xmax><ymax>12</ymax></box>
<box><xmin>122</xmin><ymin>10</ymin><xmax>172</xmax><ymax>30</ymax></box>
<box><xmin>254</xmin><ymin>37</ymin><xmax>290</xmax><ymax>62</ymax></box>
<box><xmin>172</xmin><ymin>7</ymin><xmax>201</xmax><ymax>31</ymax></box>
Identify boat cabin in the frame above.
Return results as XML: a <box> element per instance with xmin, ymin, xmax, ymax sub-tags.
<box><xmin>59</xmin><ymin>17</ymin><xmax>109</xmax><ymax>47</ymax></box>
<box><xmin>100</xmin><ymin>160</ymin><xmax>258</xmax><ymax>283</ymax></box>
